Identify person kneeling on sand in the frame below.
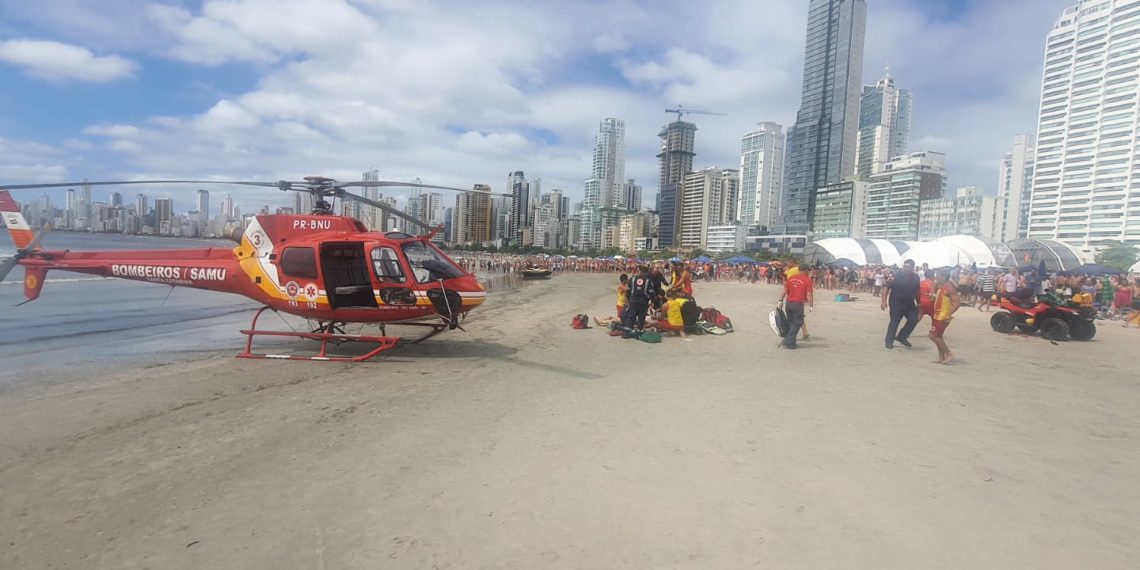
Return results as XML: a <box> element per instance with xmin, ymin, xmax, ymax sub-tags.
<box><xmin>658</xmin><ymin>290</ymin><xmax>689</xmax><ymax>338</ymax></box>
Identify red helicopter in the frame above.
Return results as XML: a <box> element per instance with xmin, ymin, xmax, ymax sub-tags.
<box><xmin>0</xmin><ymin>177</ymin><xmax>503</xmax><ymax>362</ymax></box>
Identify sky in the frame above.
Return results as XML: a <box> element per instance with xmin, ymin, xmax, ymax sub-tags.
<box><xmin>0</xmin><ymin>0</ymin><xmax>1076</xmax><ymax>212</ymax></box>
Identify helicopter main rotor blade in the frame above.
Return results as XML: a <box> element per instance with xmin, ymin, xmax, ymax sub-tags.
<box><xmin>337</xmin><ymin>180</ymin><xmax>513</xmax><ymax>198</ymax></box>
<box><xmin>0</xmin><ymin>180</ymin><xmax>289</xmax><ymax>191</ymax></box>
<box><xmin>340</xmin><ymin>191</ymin><xmax>435</xmax><ymax>233</ymax></box>
<box><xmin>0</xmin><ymin>223</ymin><xmax>52</xmax><ymax>283</ymax></box>
<box><xmin>0</xmin><ymin>256</ymin><xmax>17</xmax><ymax>284</ymax></box>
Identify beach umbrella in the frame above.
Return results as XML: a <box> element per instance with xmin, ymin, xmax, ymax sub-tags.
<box><xmin>724</xmin><ymin>255</ymin><xmax>755</xmax><ymax>264</ymax></box>
<box><xmin>691</xmin><ymin>255</ymin><xmax>713</xmax><ymax>263</ymax></box>
<box><xmin>1073</xmin><ymin>263</ymin><xmax>1118</xmax><ymax>275</ymax></box>
<box><xmin>668</xmin><ymin>256</ymin><xmax>683</xmax><ymax>262</ymax></box>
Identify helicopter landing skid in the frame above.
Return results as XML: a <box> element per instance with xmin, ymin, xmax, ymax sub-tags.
<box><xmin>380</xmin><ymin>321</ymin><xmax>451</xmax><ymax>345</ymax></box>
<box><xmin>237</xmin><ymin>307</ymin><xmax>399</xmax><ymax>362</ymax></box>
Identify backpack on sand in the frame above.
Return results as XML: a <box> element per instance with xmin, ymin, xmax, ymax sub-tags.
<box><xmin>698</xmin><ymin>322</ymin><xmax>728</xmax><ymax>335</ymax></box>
<box><xmin>638</xmin><ymin>331</ymin><xmax>662</xmax><ymax>343</ymax></box>
<box><xmin>571</xmin><ymin>314</ymin><xmax>589</xmax><ymax>329</ymax></box>
<box><xmin>680</xmin><ymin>301</ymin><xmax>703</xmax><ymax>328</ymax></box>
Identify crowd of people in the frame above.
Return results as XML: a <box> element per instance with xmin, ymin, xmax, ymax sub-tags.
<box><xmin>551</xmin><ymin>250</ymin><xmax>1140</xmax><ymax>358</ymax></box>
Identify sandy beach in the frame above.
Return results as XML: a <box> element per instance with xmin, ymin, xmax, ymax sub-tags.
<box><xmin>1</xmin><ymin>273</ymin><xmax>1138</xmax><ymax>569</ymax></box>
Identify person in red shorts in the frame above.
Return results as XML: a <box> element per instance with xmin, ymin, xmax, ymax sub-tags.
<box><xmin>918</xmin><ymin>269</ymin><xmax>936</xmax><ymax>323</ymax></box>
<box><xmin>929</xmin><ymin>269</ymin><xmax>961</xmax><ymax>364</ymax></box>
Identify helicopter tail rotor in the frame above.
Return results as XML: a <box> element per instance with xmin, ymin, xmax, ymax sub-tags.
<box><xmin>1</xmin><ymin>190</ymin><xmax>52</xmax><ymax>284</ymax></box>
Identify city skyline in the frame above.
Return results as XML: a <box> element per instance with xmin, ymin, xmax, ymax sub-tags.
<box><xmin>0</xmin><ymin>0</ymin><xmax>1076</xmax><ymax>216</ymax></box>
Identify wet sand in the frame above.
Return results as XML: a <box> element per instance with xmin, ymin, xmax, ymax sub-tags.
<box><xmin>1</xmin><ymin>274</ymin><xmax>1138</xmax><ymax>569</ymax></box>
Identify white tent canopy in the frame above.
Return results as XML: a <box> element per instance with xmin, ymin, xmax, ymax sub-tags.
<box><xmin>1130</xmin><ymin>260</ymin><xmax>1140</xmax><ymax>274</ymax></box>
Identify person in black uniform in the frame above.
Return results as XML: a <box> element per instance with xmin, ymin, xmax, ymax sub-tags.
<box><xmin>625</xmin><ymin>265</ymin><xmax>654</xmax><ymax>331</ymax></box>
<box><xmin>881</xmin><ymin>259</ymin><xmax>922</xmax><ymax>349</ymax></box>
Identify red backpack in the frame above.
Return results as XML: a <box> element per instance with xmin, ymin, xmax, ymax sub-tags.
<box><xmin>570</xmin><ymin>314</ymin><xmax>590</xmax><ymax>329</ymax></box>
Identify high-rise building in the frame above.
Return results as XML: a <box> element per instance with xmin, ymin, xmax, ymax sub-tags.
<box><xmin>110</xmin><ymin>192</ymin><xmax>123</xmax><ymax>209</ymax></box>
<box><xmin>855</xmin><ymin>69</ymin><xmax>912</xmax><ymax>179</ymax></box>
<box><xmin>541</xmin><ymin>190</ymin><xmax>566</xmax><ymax>221</ymax></box>
<box><xmin>135</xmin><ymin>193</ymin><xmax>147</xmax><ymax>216</ymax></box>
<box><xmin>737</xmin><ymin>122</ymin><xmax>785</xmax><ymax>230</ymax></box>
<box><xmin>780</xmin><ymin>0</ymin><xmax>867</xmax><ymax>234</ymax></box>
<box><xmin>618</xmin><ymin>211</ymin><xmax>654</xmax><ymax>252</ymax></box>
<box><xmin>811</xmin><ymin>180</ymin><xmax>869</xmax><ymax>239</ymax></box>
<box><xmin>594</xmin><ymin>119</ymin><xmax>626</xmax><ymax>209</ymax></box>
<box><xmin>1027</xmin><ymin>0</ymin><xmax>1140</xmax><ymax>249</ymax></box>
<box><xmin>455</xmin><ymin>185</ymin><xmax>493</xmax><ymax>244</ymax></box>
<box><xmin>656</xmin><ymin>120</ymin><xmax>698</xmax><ymax>246</ymax></box>
<box><xmin>154</xmin><ymin>198</ymin><xmax>174</xmax><ymax>236</ymax></box>
<box><xmin>680</xmin><ymin>167</ymin><xmax>738</xmax><ymax>249</ymax></box>
<box><xmin>507</xmin><ymin>171</ymin><xmax>529</xmax><ymax>244</ymax></box>
<box><xmin>581</xmin><ymin>118</ymin><xmax>626</xmax><ymax>248</ymax></box>
<box><xmin>359</xmin><ymin>169</ymin><xmax>380</xmax><ymax>229</ymax></box>
<box><xmin>221</xmin><ymin>194</ymin><xmax>234</xmax><ymax>222</ymax></box>
<box><xmin>996</xmin><ymin>134</ymin><xmax>1036</xmax><ymax>241</ymax></box>
<box><xmin>196</xmin><ymin>189</ymin><xmax>210</xmax><ymax>237</ymax></box>
<box><xmin>864</xmin><ymin>151</ymin><xmax>946</xmax><ymax>240</ymax></box>
<box><xmin>918</xmin><ymin>186</ymin><xmax>1000</xmax><ymax>240</ymax></box>
<box><xmin>622</xmin><ymin>179</ymin><xmax>642</xmax><ymax>212</ymax></box>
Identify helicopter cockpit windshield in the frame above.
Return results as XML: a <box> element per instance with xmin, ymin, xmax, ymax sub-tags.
<box><xmin>401</xmin><ymin>240</ymin><xmax>465</xmax><ymax>283</ymax></box>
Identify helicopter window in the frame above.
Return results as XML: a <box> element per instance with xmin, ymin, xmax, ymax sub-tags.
<box><xmin>370</xmin><ymin>247</ymin><xmax>406</xmax><ymax>284</ymax></box>
<box><xmin>401</xmin><ymin>240</ymin><xmax>464</xmax><ymax>283</ymax></box>
<box><xmin>280</xmin><ymin>247</ymin><xmax>318</xmax><ymax>279</ymax></box>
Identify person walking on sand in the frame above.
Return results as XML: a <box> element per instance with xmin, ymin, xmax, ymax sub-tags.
<box><xmin>929</xmin><ymin>269</ymin><xmax>961</xmax><ymax>364</ymax></box>
<box><xmin>778</xmin><ymin>264</ymin><xmax>814</xmax><ymax>350</ymax></box>
<box><xmin>881</xmin><ymin>259</ymin><xmax>922</xmax><ymax>349</ymax></box>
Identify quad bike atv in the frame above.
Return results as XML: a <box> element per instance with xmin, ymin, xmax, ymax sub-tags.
<box><xmin>988</xmin><ymin>292</ymin><xmax>1097</xmax><ymax>341</ymax></box>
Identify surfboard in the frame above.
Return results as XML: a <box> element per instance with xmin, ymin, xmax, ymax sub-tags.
<box><xmin>768</xmin><ymin>307</ymin><xmax>788</xmax><ymax>337</ymax></box>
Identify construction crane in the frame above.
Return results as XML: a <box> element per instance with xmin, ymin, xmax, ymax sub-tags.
<box><xmin>665</xmin><ymin>105</ymin><xmax>727</xmax><ymax>122</ymax></box>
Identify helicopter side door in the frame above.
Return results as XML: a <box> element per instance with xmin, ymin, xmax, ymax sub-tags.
<box><xmin>318</xmin><ymin>242</ymin><xmax>379</xmax><ymax>309</ymax></box>
<box><xmin>369</xmin><ymin>246</ymin><xmax>418</xmax><ymax>306</ymax></box>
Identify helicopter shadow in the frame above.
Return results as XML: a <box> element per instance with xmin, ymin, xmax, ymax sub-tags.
<box><xmin>388</xmin><ymin>340</ymin><xmax>603</xmax><ymax>380</ymax></box>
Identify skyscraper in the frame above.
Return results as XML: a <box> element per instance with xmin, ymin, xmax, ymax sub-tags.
<box><xmin>1027</xmin><ymin>0</ymin><xmax>1140</xmax><ymax>249</ymax></box>
<box><xmin>196</xmin><ymin>189</ymin><xmax>210</xmax><ymax>237</ymax></box>
<box><xmin>656</xmin><ymin>120</ymin><xmax>698</xmax><ymax>246</ymax></box>
<box><xmin>780</xmin><ymin>0</ymin><xmax>867</xmax><ymax>234</ymax></box>
<box><xmin>737</xmin><ymin>122</ymin><xmax>785</xmax><ymax>231</ymax></box>
<box><xmin>680</xmin><ymin>167</ymin><xmax>739</xmax><ymax>249</ymax></box>
<box><xmin>456</xmin><ymin>185</ymin><xmax>493</xmax><ymax>244</ymax></box>
<box><xmin>135</xmin><ymin>193</ymin><xmax>147</xmax><ymax>216</ymax></box>
<box><xmin>507</xmin><ymin>171</ymin><xmax>529</xmax><ymax>244</ymax></box>
<box><xmin>855</xmin><ymin>69</ymin><xmax>912</xmax><ymax>179</ymax></box>
<box><xmin>622</xmin><ymin>179</ymin><xmax>643</xmax><ymax>212</ymax></box>
<box><xmin>221</xmin><ymin>194</ymin><xmax>234</xmax><ymax>222</ymax></box>
<box><xmin>110</xmin><ymin>192</ymin><xmax>123</xmax><ymax>209</ymax></box>
<box><xmin>581</xmin><ymin>118</ymin><xmax>626</xmax><ymax>248</ymax></box>
<box><xmin>996</xmin><ymin>134</ymin><xmax>1036</xmax><ymax>241</ymax></box>
<box><xmin>361</xmin><ymin>169</ymin><xmax>380</xmax><ymax>229</ymax></box>
<box><xmin>154</xmin><ymin>198</ymin><xmax>174</xmax><ymax>236</ymax></box>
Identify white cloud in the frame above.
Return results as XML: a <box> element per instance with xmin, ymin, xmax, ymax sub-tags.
<box><xmin>0</xmin><ymin>164</ymin><xmax>68</xmax><ymax>181</ymax></box>
<box><xmin>0</xmin><ymin>0</ymin><xmax>1083</xmax><ymax>210</ymax></box>
<box><xmin>84</xmin><ymin>124</ymin><xmax>141</xmax><ymax>138</ymax></box>
<box><xmin>0</xmin><ymin>39</ymin><xmax>136</xmax><ymax>82</ymax></box>
<box><xmin>62</xmin><ymin>138</ymin><xmax>95</xmax><ymax>150</ymax></box>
